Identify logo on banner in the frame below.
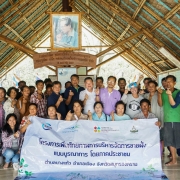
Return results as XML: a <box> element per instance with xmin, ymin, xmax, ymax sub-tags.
<box><xmin>130</xmin><ymin>126</ymin><xmax>138</xmax><ymax>133</ymax></box>
<box><xmin>94</xmin><ymin>126</ymin><xmax>119</xmax><ymax>133</ymax></box>
<box><xmin>62</xmin><ymin>125</ymin><xmax>79</xmax><ymax>133</ymax></box>
<box><xmin>94</xmin><ymin>126</ymin><xmax>101</xmax><ymax>132</ymax></box>
<box><xmin>42</xmin><ymin>123</ymin><xmax>52</xmax><ymax>130</ymax></box>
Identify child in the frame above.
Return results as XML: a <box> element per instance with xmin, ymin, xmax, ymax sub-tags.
<box><xmin>111</xmin><ymin>101</ymin><xmax>131</xmax><ymax>121</ymax></box>
<box><xmin>47</xmin><ymin>105</ymin><xmax>61</xmax><ymax>120</ymax></box>
<box><xmin>88</xmin><ymin>101</ymin><xmax>110</xmax><ymax>121</ymax></box>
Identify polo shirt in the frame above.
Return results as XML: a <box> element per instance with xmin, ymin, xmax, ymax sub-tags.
<box><xmin>92</xmin><ymin>112</ymin><xmax>110</xmax><ymax>121</ymax></box>
<box><xmin>47</xmin><ymin>92</ymin><xmax>66</xmax><ymax>120</ymax></box>
<box><xmin>79</xmin><ymin>89</ymin><xmax>96</xmax><ymax>114</ymax></box>
<box><xmin>64</xmin><ymin>85</ymin><xmax>85</xmax><ymax>111</ymax></box>
<box><xmin>162</xmin><ymin>89</ymin><xmax>180</xmax><ymax>122</ymax></box>
<box><xmin>99</xmin><ymin>88</ymin><xmax>121</xmax><ymax>115</ymax></box>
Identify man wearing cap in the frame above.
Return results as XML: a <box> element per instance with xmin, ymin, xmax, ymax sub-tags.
<box><xmin>121</xmin><ymin>82</ymin><xmax>143</xmax><ymax>118</ymax></box>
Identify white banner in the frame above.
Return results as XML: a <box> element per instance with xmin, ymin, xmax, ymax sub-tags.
<box><xmin>18</xmin><ymin>117</ymin><xmax>163</xmax><ymax>176</ymax></box>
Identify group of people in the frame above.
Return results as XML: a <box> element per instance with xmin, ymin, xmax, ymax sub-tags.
<box><xmin>0</xmin><ymin>73</ymin><xmax>179</xmax><ymax>170</ymax></box>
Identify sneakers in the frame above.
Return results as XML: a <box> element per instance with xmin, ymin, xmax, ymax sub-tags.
<box><xmin>13</xmin><ymin>163</ymin><xmax>19</xmax><ymax>171</ymax></box>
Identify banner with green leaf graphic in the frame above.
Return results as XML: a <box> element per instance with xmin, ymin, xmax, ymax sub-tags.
<box><xmin>16</xmin><ymin>117</ymin><xmax>168</xmax><ymax>180</ymax></box>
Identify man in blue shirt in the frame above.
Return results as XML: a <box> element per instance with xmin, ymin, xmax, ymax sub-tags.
<box><xmin>64</xmin><ymin>74</ymin><xmax>85</xmax><ymax>111</ymax></box>
<box><xmin>47</xmin><ymin>81</ymin><xmax>66</xmax><ymax>120</ymax></box>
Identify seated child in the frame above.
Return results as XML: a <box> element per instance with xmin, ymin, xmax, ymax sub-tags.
<box><xmin>111</xmin><ymin>101</ymin><xmax>131</xmax><ymax>121</ymax></box>
<box><xmin>47</xmin><ymin>105</ymin><xmax>61</xmax><ymax>120</ymax></box>
<box><xmin>88</xmin><ymin>101</ymin><xmax>110</xmax><ymax>121</ymax></box>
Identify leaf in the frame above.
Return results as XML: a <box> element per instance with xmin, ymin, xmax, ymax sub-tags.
<box><xmin>24</xmin><ymin>164</ymin><xmax>28</xmax><ymax>167</ymax></box>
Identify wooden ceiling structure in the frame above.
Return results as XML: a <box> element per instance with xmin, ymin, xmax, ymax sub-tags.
<box><xmin>0</xmin><ymin>0</ymin><xmax>180</xmax><ymax>79</ymax></box>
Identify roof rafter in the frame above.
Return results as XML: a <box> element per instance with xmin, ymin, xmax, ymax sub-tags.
<box><xmin>95</xmin><ymin>0</ymin><xmax>179</xmax><ymax>61</ymax></box>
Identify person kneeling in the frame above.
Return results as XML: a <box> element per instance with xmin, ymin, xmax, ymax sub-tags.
<box><xmin>2</xmin><ymin>113</ymin><xmax>20</xmax><ymax>170</ymax></box>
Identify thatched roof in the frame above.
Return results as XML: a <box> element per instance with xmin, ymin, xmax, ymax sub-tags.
<box><xmin>0</xmin><ymin>0</ymin><xmax>179</xmax><ymax>78</ymax></box>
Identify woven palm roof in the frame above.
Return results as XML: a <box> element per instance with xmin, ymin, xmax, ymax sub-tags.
<box><xmin>0</xmin><ymin>0</ymin><xmax>180</xmax><ymax>78</ymax></box>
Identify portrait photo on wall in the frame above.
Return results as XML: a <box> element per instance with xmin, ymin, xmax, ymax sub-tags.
<box><xmin>50</xmin><ymin>12</ymin><xmax>81</xmax><ymax>50</ymax></box>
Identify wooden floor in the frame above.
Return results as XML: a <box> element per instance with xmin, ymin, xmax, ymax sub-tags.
<box><xmin>0</xmin><ymin>151</ymin><xmax>180</xmax><ymax>180</ymax></box>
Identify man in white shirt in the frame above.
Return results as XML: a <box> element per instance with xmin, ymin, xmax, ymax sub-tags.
<box><xmin>79</xmin><ymin>77</ymin><xmax>96</xmax><ymax>114</ymax></box>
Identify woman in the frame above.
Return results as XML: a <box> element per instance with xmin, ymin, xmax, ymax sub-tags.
<box><xmin>65</xmin><ymin>100</ymin><xmax>88</xmax><ymax>121</ymax></box>
<box><xmin>121</xmin><ymin>82</ymin><xmax>143</xmax><ymax>118</ymax></box>
<box><xmin>3</xmin><ymin>87</ymin><xmax>20</xmax><ymax>123</ymax></box>
<box><xmin>47</xmin><ymin>105</ymin><xmax>61</xmax><ymax>120</ymax></box>
<box><xmin>2</xmin><ymin>113</ymin><xmax>20</xmax><ymax>170</ymax></box>
<box><xmin>0</xmin><ymin>87</ymin><xmax>7</xmax><ymax>129</ymax></box>
<box><xmin>17</xmin><ymin>86</ymin><xmax>30</xmax><ymax>120</ymax></box>
<box><xmin>88</xmin><ymin>101</ymin><xmax>110</xmax><ymax>121</ymax></box>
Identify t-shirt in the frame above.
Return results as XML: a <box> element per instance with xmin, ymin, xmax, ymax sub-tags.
<box><xmin>121</xmin><ymin>94</ymin><xmax>143</xmax><ymax>118</ymax></box>
<box><xmin>79</xmin><ymin>89</ymin><xmax>96</xmax><ymax>114</ymax></box>
<box><xmin>99</xmin><ymin>88</ymin><xmax>121</xmax><ymax>115</ymax></box>
<box><xmin>92</xmin><ymin>112</ymin><xmax>111</xmax><ymax>121</ymax></box>
<box><xmin>64</xmin><ymin>86</ymin><xmax>85</xmax><ymax>111</ymax></box>
<box><xmin>162</xmin><ymin>89</ymin><xmax>180</xmax><ymax>122</ymax></box>
<box><xmin>111</xmin><ymin>113</ymin><xmax>131</xmax><ymax>121</ymax></box>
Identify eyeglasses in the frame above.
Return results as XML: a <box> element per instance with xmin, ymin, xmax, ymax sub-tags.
<box><xmin>108</xmin><ymin>81</ymin><xmax>115</xmax><ymax>84</ymax></box>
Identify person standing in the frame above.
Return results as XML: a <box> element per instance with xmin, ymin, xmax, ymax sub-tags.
<box><xmin>47</xmin><ymin>81</ymin><xmax>66</xmax><ymax>120</ymax></box>
<box><xmin>79</xmin><ymin>77</ymin><xmax>96</xmax><ymax>114</ymax></box>
<box><xmin>64</xmin><ymin>74</ymin><xmax>84</xmax><ymax>111</ymax></box>
<box><xmin>157</xmin><ymin>75</ymin><xmax>180</xmax><ymax>166</ymax></box>
<box><xmin>0</xmin><ymin>87</ymin><xmax>7</xmax><ymax>129</ymax></box>
<box><xmin>16</xmin><ymin>81</ymin><xmax>26</xmax><ymax>100</ymax></box>
<box><xmin>96</xmin><ymin>76</ymin><xmax>120</xmax><ymax>115</ymax></box>
<box><xmin>121</xmin><ymin>82</ymin><xmax>143</xmax><ymax>119</ymax></box>
<box><xmin>30</xmin><ymin>80</ymin><xmax>47</xmax><ymax>118</ymax></box>
<box><xmin>17</xmin><ymin>86</ymin><xmax>30</xmax><ymax>121</ymax></box>
<box><xmin>96</xmin><ymin>77</ymin><xmax>104</xmax><ymax>89</ymax></box>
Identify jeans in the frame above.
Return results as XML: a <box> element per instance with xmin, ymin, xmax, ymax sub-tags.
<box><xmin>3</xmin><ymin>148</ymin><xmax>20</xmax><ymax>163</ymax></box>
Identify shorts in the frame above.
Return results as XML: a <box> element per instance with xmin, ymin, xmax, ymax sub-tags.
<box><xmin>164</xmin><ymin>122</ymin><xmax>180</xmax><ymax>149</ymax></box>
<box><xmin>160</xmin><ymin>127</ymin><xmax>164</xmax><ymax>141</ymax></box>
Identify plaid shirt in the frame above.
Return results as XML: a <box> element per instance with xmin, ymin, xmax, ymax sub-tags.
<box><xmin>30</xmin><ymin>91</ymin><xmax>47</xmax><ymax>118</ymax></box>
<box><xmin>1</xmin><ymin>131</ymin><xmax>20</xmax><ymax>154</ymax></box>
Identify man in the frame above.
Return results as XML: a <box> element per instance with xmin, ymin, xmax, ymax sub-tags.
<box><xmin>44</xmin><ymin>78</ymin><xmax>52</xmax><ymax>86</ymax></box>
<box><xmin>65</xmin><ymin>81</ymin><xmax>72</xmax><ymax>89</ymax></box>
<box><xmin>16</xmin><ymin>81</ymin><xmax>26</xmax><ymax>100</ymax></box>
<box><xmin>157</xmin><ymin>75</ymin><xmax>180</xmax><ymax>165</ymax></box>
<box><xmin>17</xmin><ymin>86</ymin><xmax>30</xmax><ymax>120</ymax></box>
<box><xmin>29</xmin><ymin>86</ymin><xmax>35</xmax><ymax>96</ymax></box>
<box><xmin>96</xmin><ymin>76</ymin><xmax>120</xmax><ymax>115</ymax></box>
<box><xmin>44</xmin><ymin>84</ymin><xmax>53</xmax><ymax>99</ymax></box>
<box><xmin>133</xmin><ymin>99</ymin><xmax>160</xmax><ymax>126</ymax></box>
<box><xmin>30</xmin><ymin>80</ymin><xmax>47</xmax><ymax>118</ymax></box>
<box><xmin>143</xmin><ymin>77</ymin><xmax>152</xmax><ymax>93</ymax></box>
<box><xmin>56</xmin><ymin>17</ymin><xmax>78</xmax><ymax>47</ymax></box>
<box><xmin>161</xmin><ymin>77</ymin><xmax>167</xmax><ymax>90</ymax></box>
<box><xmin>64</xmin><ymin>74</ymin><xmax>85</xmax><ymax>111</ymax></box>
<box><xmin>96</xmin><ymin>77</ymin><xmax>104</xmax><ymax>89</ymax></box>
<box><xmin>79</xmin><ymin>77</ymin><xmax>96</xmax><ymax>114</ymax></box>
<box><xmin>47</xmin><ymin>81</ymin><xmax>66</xmax><ymax>120</ymax></box>
<box><xmin>118</xmin><ymin>78</ymin><xmax>131</xmax><ymax>97</ymax></box>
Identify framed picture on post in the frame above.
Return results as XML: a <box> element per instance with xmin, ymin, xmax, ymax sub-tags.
<box><xmin>50</xmin><ymin>12</ymin><xmax>82</xmax><ymax>50</ymax></box>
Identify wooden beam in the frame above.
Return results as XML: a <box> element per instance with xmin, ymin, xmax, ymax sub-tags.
<box><xmin>8</xmin><ymin>0</ymin><xmax>14</xmax><ymax>5</ymax></box>
<box><xmin>132</xmin><ymin>0</ymin><xmax>146</xmax><ymax>19</ymax></box>
<box><xmin>4</xmin><ymin>23</ymin><xmax>32</xmax><ymax>49</ymax></box>
<box><xmin>134</xmin><ymin>0</ymin><xmax>180</xmax><ymax>39</ymax></box>
<box><xmin>0</xmin><ymin>34</ymin><xmax>36</xmax><ymax>55</ymax></box>
<box><xmin>96</xmin><ymin>0</ymin><xmax>180</xmax><ymax>61</ymax></box>
<box><xmin>88</xmin><ymin>51</ymin><xmax>124</xmax><ymax>72</ymax></box>
<box><xmin>46</xmin><ymin>66</ymin><xmax>56</xmax><ymax>72</ymax></box>
<box><xmin>96</xmin><ymin>31</ymin><xmax>142</xmax><ymax>57</ymax></box>
<box><xmin>46</xmin><ymin>0</ymin><xmax>50</xmax><ymax>6</ymax></box>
